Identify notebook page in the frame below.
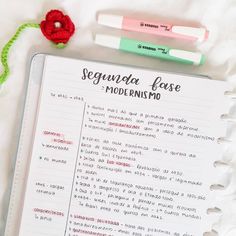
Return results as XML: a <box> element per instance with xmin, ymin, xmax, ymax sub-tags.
<box><xmin>18</xmin><ymin>55</ymin><xmax>230</xmax><ymax>236</ymax></box>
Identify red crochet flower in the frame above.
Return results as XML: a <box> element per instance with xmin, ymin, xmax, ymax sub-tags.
<box><xmin>40</xmin><ymin>10</ymin><xmax>75</xmax><ymax>46</ymax></box>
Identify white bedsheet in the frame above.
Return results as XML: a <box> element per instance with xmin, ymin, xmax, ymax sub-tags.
<box><xmin>0</xmin><ymin>0</ymin><xmax>236</xmax><ymax>235</ymax></box>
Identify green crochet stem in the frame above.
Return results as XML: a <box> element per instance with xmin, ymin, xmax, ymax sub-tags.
<box><xmin>0</xmin><ymin>23</ymin><xmax>40</xmax><ymax>85</ymax></box>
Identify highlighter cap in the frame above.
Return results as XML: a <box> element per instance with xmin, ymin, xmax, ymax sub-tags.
<box><xmin>169</xmin><ymin>49</ymin><xmax>205</xmax><ymax>65</ymax></box>
<box><xmin>95</xmin><ymin>34</ymin><xmax>121</xmax><ymax>49</ymax></box>
<box><xmin>98</xmin><ymin>14</ymin><xmax>123</xmax><ymax>29</ymax></box>
<box><xmin>172</xmin><ymin>26</ymin><xmax>209</xmax><ymax>42</ymax></box>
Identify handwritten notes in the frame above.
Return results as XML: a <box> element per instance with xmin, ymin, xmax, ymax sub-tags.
<box><xmin>18</xmin><ymin>55</ymin><xmax>230</xmax><ymax>236</ymax></box>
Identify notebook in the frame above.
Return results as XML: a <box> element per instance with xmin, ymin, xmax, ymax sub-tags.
<box><xmin>4</xmin><ymin>54</ymin><xmax>233</xmax><ymax>236</ymax></box>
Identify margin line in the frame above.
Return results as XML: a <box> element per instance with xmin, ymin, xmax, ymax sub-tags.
<box><xmin>64</xmin><ymin>102</ymin><xmax>86</xmax><ymax>235</ymax></box>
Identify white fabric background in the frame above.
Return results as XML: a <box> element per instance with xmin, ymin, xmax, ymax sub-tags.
<box><xmin>0</xmin><ymin>0</ymin><xmax>236</xmax><ymax>235</ymax></box>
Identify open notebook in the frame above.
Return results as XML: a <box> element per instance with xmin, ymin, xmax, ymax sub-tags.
<box><xmin>4</xmin><ymin>54</ymin><xmax>233</xmax><ymax>236</ymax></box>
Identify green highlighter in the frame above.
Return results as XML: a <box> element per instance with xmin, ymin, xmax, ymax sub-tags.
<box><xmin>95</xmin><ymin>34</ymin><xmax>205</xmax><ymax>66</ymax></box>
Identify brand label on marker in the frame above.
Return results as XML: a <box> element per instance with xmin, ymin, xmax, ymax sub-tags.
<box><xmin>139</xmin><ymin>22</ymin><xmax>171</xmax><ymax>31</ymax></box>
<box><xmin>137</xmin><ymin>43</ymin><xmax>168</xmax><ymax>54</ymax></box>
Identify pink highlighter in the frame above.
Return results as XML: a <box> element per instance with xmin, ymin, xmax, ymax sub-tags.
<box><xmin>98</xmin><ymin>14</ymin><xmax>209</xmax><ymax>43</ymax></box>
